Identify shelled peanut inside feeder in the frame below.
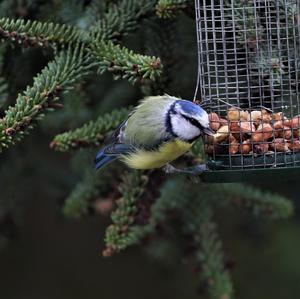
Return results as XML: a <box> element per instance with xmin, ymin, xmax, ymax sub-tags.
<box><xmin>206</xmin><ymin>106</ymin><xmax>300</xmax><ymax>162</ymax></box>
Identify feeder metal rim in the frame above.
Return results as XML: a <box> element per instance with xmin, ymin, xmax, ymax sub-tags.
<box><xmin>199</xmin><ymin>166</ymin><xmax>300</xmax><ymax>183</ymax></box>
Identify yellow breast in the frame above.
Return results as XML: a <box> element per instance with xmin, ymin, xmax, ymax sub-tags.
<box><xmin>122</xmin><ymin>139</ymin><xmax>193</xmax><ymax>169</ymax></box>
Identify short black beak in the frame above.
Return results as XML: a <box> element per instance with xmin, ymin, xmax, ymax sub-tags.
<box><xmin>203</xmin><ymin>127</ymin><xmax>215</xmax><ymax>136</ymax></box>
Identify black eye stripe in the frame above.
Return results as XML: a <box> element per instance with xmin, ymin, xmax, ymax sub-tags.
<box><xmin>182</xmin><ymin>115</ymin><xmax>203</xmax><ymax>130</ymax></box>
<box><xmin>190</xmin><ymin>118</ymin><xmax>199</xmax><ymax>126</ymax></box>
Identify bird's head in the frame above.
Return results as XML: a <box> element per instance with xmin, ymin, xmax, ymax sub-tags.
<box><xmin>166</xmin><ymin>100</ymin><xmax>214</xmax><ymax>142</ymax></box>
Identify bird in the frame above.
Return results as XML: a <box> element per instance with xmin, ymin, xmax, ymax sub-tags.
<box><xmin>95</xmin><ymin>95</ymin><xmax>214</xmax><ymax>174</ymax></box>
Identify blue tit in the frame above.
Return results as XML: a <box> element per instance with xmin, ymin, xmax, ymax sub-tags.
<box><xmin>95</xmin><ymin>95</ymin><xmax>214</xmax><ymax>172</ymax></box>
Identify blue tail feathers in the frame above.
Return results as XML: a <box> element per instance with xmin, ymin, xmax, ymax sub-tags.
<box><xmin>95</xmin><ymin>148</ymin><xmax>117</xmax><ymax>170</ymax></box>
<box><xmin>95</xmin><ymin>143</ymin><xmax>134</xmax><ymax>170</ymax></box>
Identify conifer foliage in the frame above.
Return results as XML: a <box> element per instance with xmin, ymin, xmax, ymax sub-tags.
<box><xmin>0</xmin><ymin>1</ymin><xmax>295</xmax><ymax>298</ymax></box>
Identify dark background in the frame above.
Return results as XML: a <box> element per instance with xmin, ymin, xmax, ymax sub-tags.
<box><xmin>0</xmin><ymin>1</ymin><xmax>300</xmax><ymax>298</ymax></box>
<box><xmin>1</xmin><ymin>135</ymin><xmax>300</xmax><ymax>299</ymax></box>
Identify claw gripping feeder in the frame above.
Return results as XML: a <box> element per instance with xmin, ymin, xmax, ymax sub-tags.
<box><xmin>194</xmin><ymin>0</ymin><xmax>300</xmax><ymax>182</ymax></box>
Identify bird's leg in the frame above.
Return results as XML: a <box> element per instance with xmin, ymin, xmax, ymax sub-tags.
<box><xmin>163</xmin><ymin>163</ymin><xmax>208</xmax><ymax>176</ymax></box>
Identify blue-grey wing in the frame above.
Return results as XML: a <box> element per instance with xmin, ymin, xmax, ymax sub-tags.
<box><xmin>95</xmin><ymin>143</ymin><xmax>135</xmax><ymax>170</ymax></box>
<box><xmin>104</xmin><ymin>119</ymin><xmax>128</xmax><ymax>144</ymax></box>
<box><xmin>103</xmin><ymin>143</ymin><xmax>135</xmax><ymax>155</ymax></box>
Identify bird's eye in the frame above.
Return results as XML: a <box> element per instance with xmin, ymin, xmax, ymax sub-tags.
<box><xmin>189</xmin><ymin>118</ymin><xmax>200</xmax><ymax>127</ymax></box>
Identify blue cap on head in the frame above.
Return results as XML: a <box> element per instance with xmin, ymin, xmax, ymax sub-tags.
<box><xmin>177</xmin><ymin>100</ymin><xmax>205</xmax><ymax>116</ymax></box>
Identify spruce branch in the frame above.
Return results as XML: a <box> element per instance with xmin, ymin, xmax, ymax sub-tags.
<box><xmin>197</xmin><ymin>220</ymin><xmax>233</xmax><ymax>299</ymax></box>
<box><xmin>90</xmin><ymin>0</ymin><xmax>157</xmax><ymax>41</ymax></box>
<box><xmin>0</xmin><ymin>15</ymin><xmax>162</xmax><ymax>152</ymax></box>
<box><xmin>98</xmin><ymin>177</ymin><xmax>192</xmax><ymax>254</ymax></box>
<box><xmin>0</xmin><ymin>8</ymin><xmax>155</xmax><ymax>49</ymax></box>
<box><xmin>213</xmin><ymin>183</ymin><xmax>293</xmax><ymax>219</ymax></box>
<box><xmin>145</xmin><ymin>177</ymin><xmax>189</xmax><ymax>230</ymax></box>
<box><xmin>103</xmin><ymin>171</ymin><xmax>148</xmax><ymax>257</ymax></box>
<box><xmin>63</xmin><ymin>165</ymin><xmax>111</xmax><ymax>219</ymax></box>
<box><xmin>182</xmin><ymin>201</ymin><xmax>233</xmax><ymax>299</ymax></box>
<box><xmin>0</xmin><ymin>17</ymin><xmax>86</xmax><ymax>48</ymax></box>
<box><xmin>63</xmin><ymin>170</ymin><xmax>101</xmax><ymax>219</ymax></box>
<box><xmin>91</xmin><ymin>41</ymin><xmax>163</xmax><ymax>84</ymax></box>
<box><xmin>135</xmin><ymin>178</ymin><xmax>234</xmax><ymax>298</ymax></box>
<box><xmin>63</xmin><ymin>159</ymin><xmax>122</xmax><ymax>219</ymax></box>
<box><xmin>156</xmin><ymin>0</ymin><xmax>193</xmax><ymax>18</ymax></box>
<box><xmin>0</xmin><ymin>17</ymin><xmax>163</xmax><ymax>85</ymax></box>
<box><xmin>130</xmin><ymin>177</ymin><xmax>192</xmax><ymax>241</ymax></box>
<box><xmin>0</xmin><ymin>44</ymin><xmax>92</xmax><ymax>152</ymax></box>
<box><xmin>51</xmin><ymin>107</ymin><xmax>131</xmax><ymax>152</ymax></box>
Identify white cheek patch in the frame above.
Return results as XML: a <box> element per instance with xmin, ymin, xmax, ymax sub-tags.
<box><xmin>171</xmin><ymin>114</ymin><xmax>201</xmax><ymax>140</ymax></box>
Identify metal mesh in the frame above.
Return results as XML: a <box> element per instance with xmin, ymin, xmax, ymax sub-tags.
<box><xmin>194</xmin><ymin>0</ymin><xmax>300</xmax><ymax>170</ymax></box>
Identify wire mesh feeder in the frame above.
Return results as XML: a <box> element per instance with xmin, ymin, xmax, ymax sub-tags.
<box><xmin>193</xmin><ymin>0</ymin><xmax>300</xmax><ymax>182</ymax></box>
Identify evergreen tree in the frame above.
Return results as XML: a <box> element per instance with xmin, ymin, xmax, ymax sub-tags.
<box><xmin>0</xmin><ymin>1</ymin><xmax>296</xmax><ymax>298</ymax></box>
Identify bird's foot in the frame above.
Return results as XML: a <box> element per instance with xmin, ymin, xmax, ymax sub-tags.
<box><xmin>163</xmin><ymin>164</ymin><xmax>180</xmax><ymax>174</ymax></box>
<box><xmin>163</xmin><ymin>164</ymin><xmax>208</xmax><ymax>176</ymax></box>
